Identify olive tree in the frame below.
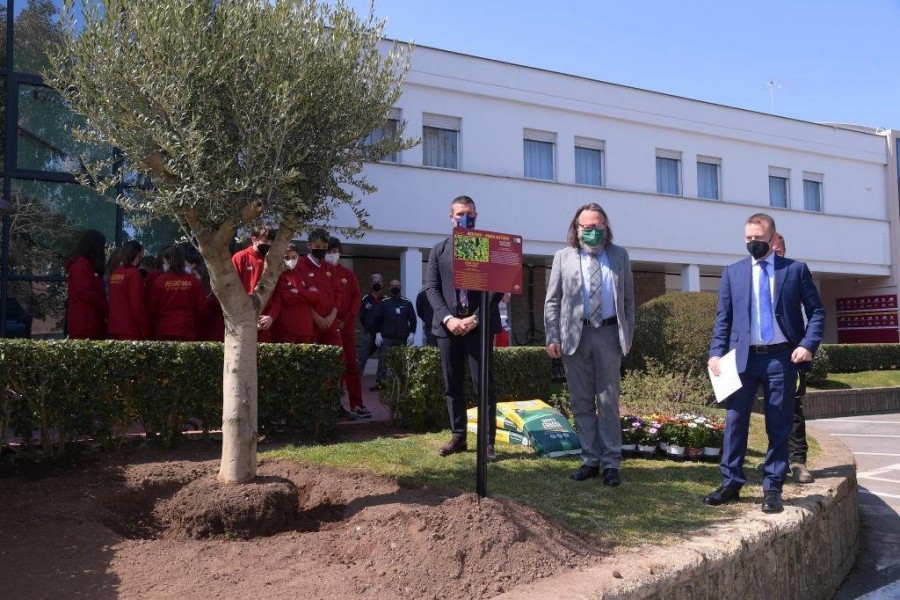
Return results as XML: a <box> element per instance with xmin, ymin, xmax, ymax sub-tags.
<box><xmin>45</xmin><ymin>0</ymin><xmax>410</xmax><ymax>483</ymax></box>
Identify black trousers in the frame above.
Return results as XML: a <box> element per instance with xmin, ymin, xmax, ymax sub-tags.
<box><xmin>788</xmin><ymin>372</ymin><xmax>808</xmax><ymax>464</ymax></box>
<box><xmin>437</xmin><ymin>329</ymin><xmax>497</xmax><ymax>443</ymax></box>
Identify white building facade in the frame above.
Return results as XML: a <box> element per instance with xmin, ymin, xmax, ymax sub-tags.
<box><xmin>335</xmin><ymin>44</ymin><xmax>899</xmax><ymax>346</ymax></box>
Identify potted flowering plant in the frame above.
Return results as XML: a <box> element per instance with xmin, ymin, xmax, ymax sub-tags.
<box><xmin>684</xmin><ymin>422</ymin><xmax>709</xmax><ymax>456</ymax></box>
<box><xmin>660</xmin><ymin>420</ymin><xmax>690</xmax><ymax>454</ymax></box>
<box><xmin>620</xmin><ymin>415</ymin><xmax>643</xmax><ymax>450</ymax></box>
<box><xmin>703</xmin><ymin>424</ymin><xmax>725</xmax><ymax>456</ymax></box>
<box><xmin>637</xmin><ymin>419</ymin><xmax>661</xmax><ymax>454</ymax></box>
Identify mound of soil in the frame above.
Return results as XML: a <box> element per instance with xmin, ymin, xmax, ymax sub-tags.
<box><xmin>0</xmin><ymin>444</ymin><xmax>606</xmax><ymax>599</ymax></box>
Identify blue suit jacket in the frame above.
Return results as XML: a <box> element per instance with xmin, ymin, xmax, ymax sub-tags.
<box><xmin>709</xmin><ymin>255</ymin><xmax>825</xmax><ymax>373</ymax></box>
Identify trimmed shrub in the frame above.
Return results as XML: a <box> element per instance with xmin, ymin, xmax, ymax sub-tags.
<box><xmin>620</xmin><ymin>360</ymin><xmax>713</xmax><ymax>415</ymax></box>
<box><xmin>625</xmin><ymin>292</ymin><xmax>719</xmax><ymax>377</ymax></box>
<box><xmin>807</xmin><ymin>345</ymin><xmax>830</xmax><ymax>386</ymax></box>
<box><xmin>0</xmin><ymin>340</ymin><xmax>343</xmax><ymax>455</ymax></box>
<box><xmin>819</xmin><ymin>343</ymin><xmax>900</xmax><ymax>373</ymax></box>
<box><xmin>382</xmin><ymin>346</ymin><xmax>553</xmax><ymax>432</ymax></box>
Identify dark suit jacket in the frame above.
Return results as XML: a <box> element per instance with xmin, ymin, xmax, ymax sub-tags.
<box><xmin>426</xmin><ymin>237</ymin><xmax>502</xmax><ymax>338</ymax></box>
<box><xmin>709</xmin><ymin>255</ymin><xmax>825</xmax><ymax>373</ymax></box>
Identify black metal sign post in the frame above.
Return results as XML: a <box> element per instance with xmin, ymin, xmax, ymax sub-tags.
<box><xmin>476</xmin><ymin>297</ymin><xmax>491</xmax><ymax>498</ymax></box>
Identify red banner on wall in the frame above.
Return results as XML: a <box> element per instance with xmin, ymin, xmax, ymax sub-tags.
<box><xmin>835</xmin><ymin>294</ymin><xmax>899</xmax><ymax>344</ymax></box>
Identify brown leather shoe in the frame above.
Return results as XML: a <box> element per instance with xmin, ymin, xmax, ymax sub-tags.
<box><xmin>791</xmin><ymin>462</ymin><xmax>814</xmax><ymax>484</ymax></box>
<box><xmin>438</xmin><ymin>434</ymin><xmax>467</xmax><ymax>457</ymax></box>
<box><xmin>486</xmin><ymin>444</ymin><xmax>497</xmax><ymax>462</ymax></box>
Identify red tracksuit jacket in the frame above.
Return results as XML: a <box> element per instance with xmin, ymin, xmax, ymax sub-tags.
<box><xmin>295</xmin><ymin>255</ymin><xmax>342</xmax><ymax>338</ymax></box>
<box><xmin>108</xmin><ymin>264</ymin><xmax>150</xmax><ymax>340</ymax></box>
<box><xmin>269</xmin><ymin>267</ymin><xmax>317</xmax><ymax>340</ymax></box>
<box><xmin>65</xmin><ymin>256</ymin><xmax>108</xmax><ymax>339</ymax></box>
<box><xmin>334</xmin><ymin>263</ymin><xmax>361</xmax><ymax>332</ymax></box>
<box><xmin>148</xmin><ymin>272</ymin><xmax>208</xmax><ymax>341</ymax></box>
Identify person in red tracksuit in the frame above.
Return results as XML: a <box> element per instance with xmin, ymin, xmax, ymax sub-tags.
<box><xmin>295</xmin><ymin>228</ymin><xmax>342</xmax><ymax>346</ymax></box>
<box><xmin>108</xmin><ymin>240</ymin><xmax>151</xmax><ymax>340</ymax></box>
<box><xmin>264</xmin><ymin>244</ymin><xmax>316</xmax><ymax>343</ymax></box>
<box><xmin>149</xmin><ymin>245</ymin><xmax>207</xmax><ymax>341</ymax></box>
<box><xmin>65</xmin><ymin>229</ymin><xmax>108</xmax><ymax>339</ymax></box>
<box><xmin>326</xmin><ymin>237</ymin><xmax>369</xmax><ymax>418</ymax></box>
<box><xmin>231</xmin><ymin>226</ymin><xmax>276</xmax><ymax>342</ymax></box>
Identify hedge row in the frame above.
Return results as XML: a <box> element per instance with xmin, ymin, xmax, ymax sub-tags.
<box><xmin>819</xmin><ymin>343</ymin><xmax>900</xmax><ymax>373</ymax></box>
<box><xmin>0</xmin><ymin>340</ymin><xmax>344</xmax><ymax>455</ymax></box>
<box><xmin>382</xmin><ymin>346</ymin><xmax>553</xmax><ymax>431</ymax></box>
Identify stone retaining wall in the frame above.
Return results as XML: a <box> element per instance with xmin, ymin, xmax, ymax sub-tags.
<box><xmin>497</xmin><ymin>425</ymin><xmax>858</xmax><ymax>600</ymax></box>
<box><xmin>803</xmin><ymin>387</ymin><xmax>900</xmax><ymax>419</ymax></box>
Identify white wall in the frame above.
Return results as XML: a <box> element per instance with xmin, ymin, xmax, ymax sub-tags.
<box><xmin>334</xmin><ymin>43</ymin><xmax>893</xmax><ymax>284</ymax></box>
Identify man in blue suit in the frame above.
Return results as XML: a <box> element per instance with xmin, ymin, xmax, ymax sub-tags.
<box><xmin>706</xmin><ymin>213</ymin><xmax>825</xmax><ymax>513</ymax></box>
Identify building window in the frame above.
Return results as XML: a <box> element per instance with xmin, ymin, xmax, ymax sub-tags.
<box><xmin>803</xmin><ymin>172</ymin><xmax>823</xmax><ymax>212</ymax></box>
<box><xmin>422</xmin><ymin>113</ymin><xmax>460</xmax><ymax>169</ymax></box>
<box><xmin>697</xmin><ymin>156</ymin><xmax>721</xmax><ymax>200</ymax></box>
<box><xmin>523</xmin><ymin>129</ymin><xmax>556</xmax><ymax>180</ymax></box>
<box><xmin>364</xmin><ymin>108</ymin><xmax>401</xmax><ymax>163</ymax></box>
<box><xmin>656</xmin><ymin>149</ymin><xmax>681</xmax><ymax>195</ymax></box>
<box><xmin>769</xmin><ymin>167</ymin><xmax>790</xmax><ymax>208</ymax></box>
<box><xmin>575</xmin><ymin>136</ymin><xmax>604</xmax><ymax>187</ymax></box>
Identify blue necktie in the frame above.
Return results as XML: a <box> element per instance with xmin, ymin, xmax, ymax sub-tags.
<box><xmin>758</xmin><ymin>262</ymin><xmax>774</xmax><ymax>343</ymax></box>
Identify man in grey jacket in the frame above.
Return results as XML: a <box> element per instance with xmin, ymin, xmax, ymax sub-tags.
<box><xmin>544</xmin><ymin>203</ymin><xmax>635</xmax><ymax>486</ymax></box>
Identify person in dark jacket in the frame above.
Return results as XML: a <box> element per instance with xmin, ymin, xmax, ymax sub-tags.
<box><xmin>415</xmin><ymin>287</ymin><xmax>437</xmax><ymax>346</ymax></box>
<box><xmin>358</xmin><ymin>272</ymin><xmax>386</xmax><ymax>389</ymax></box>
<box><xmin>108</xmin><ymin>240</ymin><xmax>150</xmax><ymax>340</ymax></box>
<box><xmin>65</xmin><ymin>229</ymin><xmax>108</xmax><ymax>339</ymax></box>
<box><xmin>374</xmin><ymin>280</ymin><xmax>417</xmax><ymax>361</ymax></box>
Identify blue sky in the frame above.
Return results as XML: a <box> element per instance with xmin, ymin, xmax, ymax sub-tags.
<box><xmin>346</xmin><ymin>0</ymin><xmax>900</xmax><ymax>129</ymax></box>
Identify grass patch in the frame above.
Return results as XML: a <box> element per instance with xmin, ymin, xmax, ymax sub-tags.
<box><xmin>264</xmin><ymin>413</ymin><xmax>805</xmax><ymax>546</ymax></box>
<box><xmin>811</xmin><ymin>370</ymin><xmax>900</xmax><ymax>390</ymax></box>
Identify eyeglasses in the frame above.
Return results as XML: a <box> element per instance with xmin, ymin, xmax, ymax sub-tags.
<box><xmin>578</xmin><ymin>224</ymin><xmax>605</xmax><ymax>231</ymax></box>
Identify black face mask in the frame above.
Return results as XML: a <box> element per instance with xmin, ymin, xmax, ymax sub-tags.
<box><xmin>746</xmin><ymin>240</ymin><xmax>770</xmax><ymax>260</ymax></box>
<box><xmin>256</xmin><ymin>243</ymin><xmax>271</xmax><ymax>257</ymax></box>
<box><xmin>390</xmin><ymin>287</ymin><xmax>401</xmax><ymax>297</ymax></box>
<box><xmin>372</xmin><ymin>283</ymin><xmax>382</xmax><ymax>292</ymax></box>
<box><xmin>311</xmin><ymin>248</ymin><xmax>327</xmax><ymax>260</ymax></box>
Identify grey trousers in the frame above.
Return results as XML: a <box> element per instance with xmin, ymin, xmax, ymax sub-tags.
<box><xmin>561</xmin><ymin>323</ymin><xmax>622</xmax><ymax>469</ymax></box>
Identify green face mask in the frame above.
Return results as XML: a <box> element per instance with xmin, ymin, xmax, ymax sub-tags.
<box><xmin>580</xmin><ymin>228</ymin><xmax>605</xmax><ymax>248</ymax></box>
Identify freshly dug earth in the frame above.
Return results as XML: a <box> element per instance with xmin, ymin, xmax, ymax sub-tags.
<box><xmin>0</xmin><ymin>445</ymin><xmax>605</xmax><ymax>599</ymax></box>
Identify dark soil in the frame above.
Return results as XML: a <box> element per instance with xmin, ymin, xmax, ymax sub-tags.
<box><xmin>0</xmin><ymin>442</ymin><xmax>606</xmax><ymax>599</ymax></box>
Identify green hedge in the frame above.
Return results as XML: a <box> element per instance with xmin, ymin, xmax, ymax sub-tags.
<box><xmin>382</xmin><ymin>346</ymin><xmax>553</xmax><ymax>432</ymax></box>
<box><xmin>0</xmin><ymin>340</ymin><xmax>343</xmax><ymax>455</ymax></box>
<box><xmin>818</xmin><ymin>343</ymin><xmax>900</xmax><ymax>373</ymax></box>
<box><xmin>625</xmin><ymin>292</ymin><xmax>719</xmax><ymax>377</ymax></box>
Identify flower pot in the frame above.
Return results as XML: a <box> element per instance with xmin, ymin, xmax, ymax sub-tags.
<box><xmin>621</xmin><ymin>443</ymin><xmax>638</xmax><ymax>452</ymax></box>
<box><xmin>637</xmin><ymin>444</ymin><xmax>656</xmax><ymax>454</ymax></box>
<box><xmin>702</xmin><ymin>446</ymin><xmax>722</xmax><ymax>458</ymax></box>
<box><xmin>685</xmin><ymin>446</ymin><xmax>703</xmax><ymax>458</ymax></box>
<box><xmin>665</xmin><ymin>444</ymin><xmax>685</xmax><ymax>456</ymax></box>
<box><xmin>658</xmin><ymin>441</ymin><xmax>668</xmax><ymax>452</ymax></box>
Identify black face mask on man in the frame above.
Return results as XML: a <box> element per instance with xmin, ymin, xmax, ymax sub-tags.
<box><xmin>311</xmin><ymin>248</ymin><xmax>327</xmax><ymax>260</ymax></box>
<box><xmin>372</xmin><ymin>282</ymin><xmax>382</xmax><ymax>292</ymax></box>
<box><xmin>390</xmin><ymin>286</ymin><xmax>401</xmax><ymax>297</ymax></box>
<box><xmin>256</xmin><ymin>243</ymin><xmax>271</xmax><ymax>257</ymax></box>
<box><xmin>746</xmin><ymin>239</ymin><xmax>771</xmax><ymax>260</ymax></box>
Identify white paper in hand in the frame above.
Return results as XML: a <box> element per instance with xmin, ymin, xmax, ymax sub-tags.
<box><xmin>708</xmin><ymin>349</ymin><xmax>741</xmax><ymax>403</ymax></box>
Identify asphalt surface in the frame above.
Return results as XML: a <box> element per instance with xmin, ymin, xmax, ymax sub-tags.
<box><xmin>812</xmin><ymin>413</ymin><xmax>900</xmax><ymax>599</ymax></box>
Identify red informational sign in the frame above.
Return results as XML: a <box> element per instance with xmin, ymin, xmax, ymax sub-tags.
<box><xmin>452</xmin><ymin>227</ymin><xmax>523</xmax><ymax>294</ymax></box>
<box><xmin>835</xmin><ymin>294</ymin><xmax>899</xmax><ymax>344</ymax></box>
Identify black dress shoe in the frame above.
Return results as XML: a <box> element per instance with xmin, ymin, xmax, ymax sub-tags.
<box><xmin>438</xmin><ymin>434</ymin><xmax>466</xmax><ymax>457</ymax></box>
<box><xmin>703</xmin><ymin>485</ymin><xmax>741</xmax><ymax>506</ymax></box>
<box><xmin>570</xmin><ymin>465</ymin><xmax>600</xmax><ymax>481</ymax></box>
<box><xmin>602</xmin><ymin>468</ymin><xmax>621</xmax><ymax>487</ymax></box>
<box><xmin>761</xmin><ymin>490</ymin><xmax>784</xmax><ymax>513</ymax></box>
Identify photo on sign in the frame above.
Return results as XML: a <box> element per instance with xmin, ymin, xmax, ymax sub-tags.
<box><xmin>454</xmin><ymin>235</ymin><xmax>489</xmax><ymax>262</ymax></box>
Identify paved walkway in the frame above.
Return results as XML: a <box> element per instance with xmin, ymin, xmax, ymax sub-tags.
<box><xmin>813</xmin><ymin>413</ymin><xmax>900</xmax><ymax>599</ymax></box>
